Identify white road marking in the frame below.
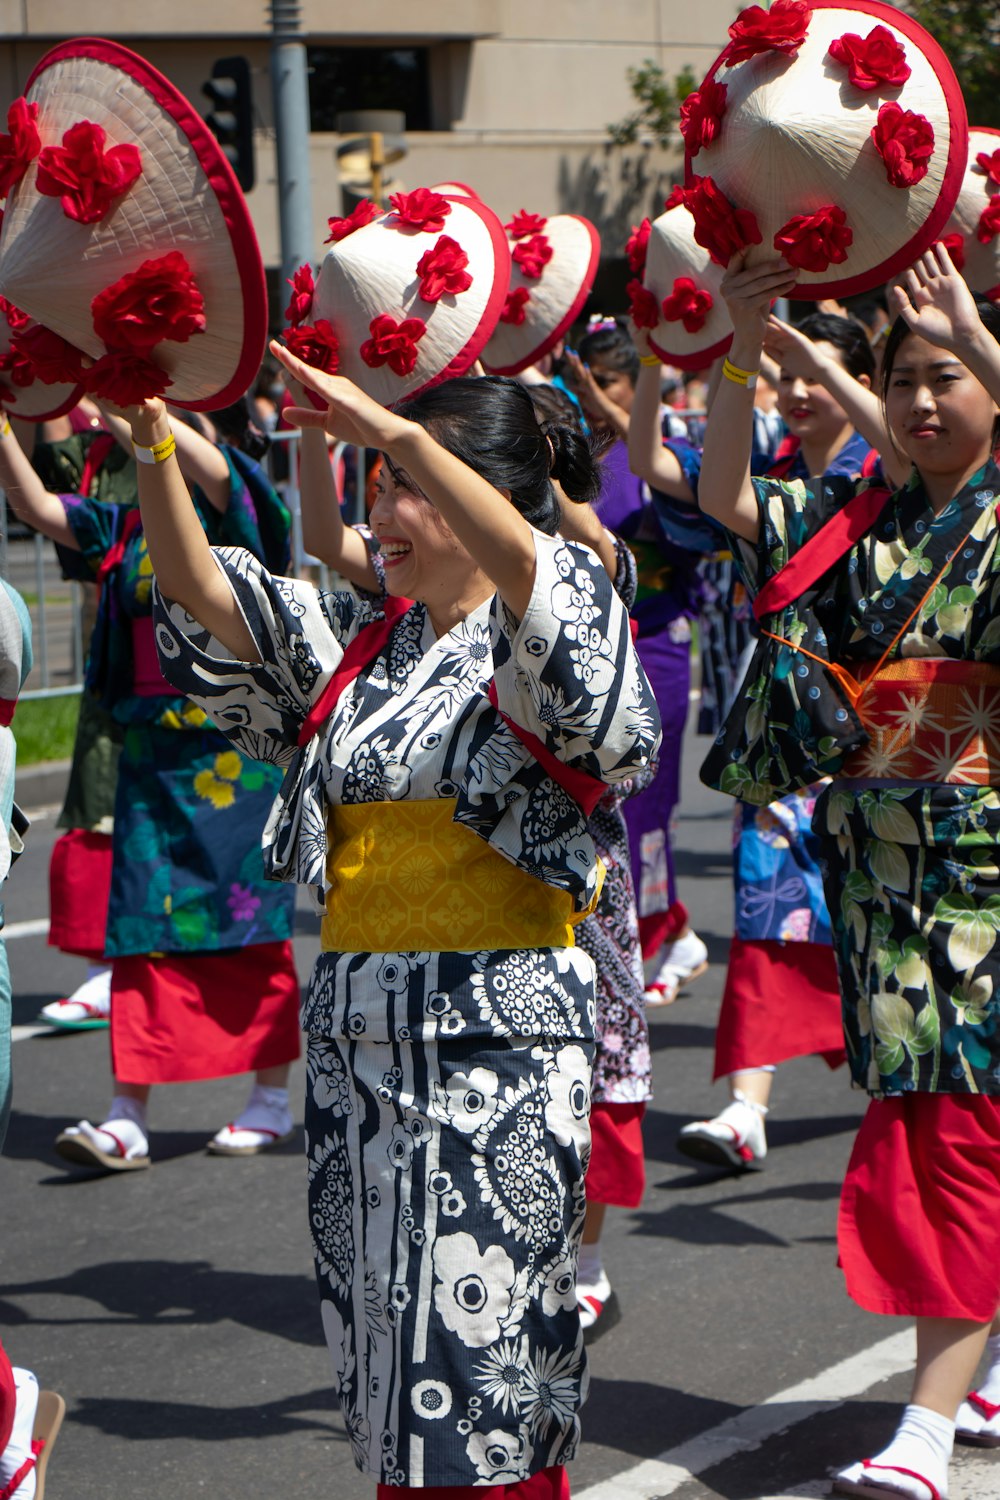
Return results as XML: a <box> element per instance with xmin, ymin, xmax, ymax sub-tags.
<box><xmin>11</xmin><ymin>1024</ymin><xmax>50</xmax><ymax>1042</ymax></box>
<box><xmin>573</xmin><ymin>1329</ymin><xmax>915</xmax><ymax>1500</ymax></box>
<box><xmin>3</xmin><ymin>918</ymin><xmax>50</xmax><ymax>940</ymax></box>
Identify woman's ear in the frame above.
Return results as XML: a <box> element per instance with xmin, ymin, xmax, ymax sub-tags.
<box><xmin>858</xmin><ymin>374</ymin><xmax>872</xmax><ymax>391</ymax></box>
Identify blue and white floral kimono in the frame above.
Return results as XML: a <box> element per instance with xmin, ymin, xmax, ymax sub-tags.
<box><xmin>153</xmin><ymin>529</ymin><xmax>660</xmax><ymax>1486</ymax></box>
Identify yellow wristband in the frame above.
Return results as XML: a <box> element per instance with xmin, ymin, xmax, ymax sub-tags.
<box><xmin>133</xmin><ymin>432</ymin><xmax>176</xmax><ymax>465</ymax></box>
<box><xmin>639</xmin><ymin>354</ymin><xmax>661</xmax><ymax>366</ymax></box>
<box><xmin>722</xmin><ymin>356</ymin><xmax>759</xmax><ymax>390</ymax></box>
<box><xmin>0</xmin><ymin>416</ymin><xmax>10</xmax><ymax>440</ymax></box>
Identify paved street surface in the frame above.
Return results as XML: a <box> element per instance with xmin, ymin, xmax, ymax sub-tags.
<box><xmin>4</xmin><ymin>721</ymin><xmax>999</xmax><ymax>1499</ymax></box>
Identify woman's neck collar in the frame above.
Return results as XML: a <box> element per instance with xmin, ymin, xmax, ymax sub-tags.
<box><xmin>423</xmin><ymin>576</ymin><xmax>494</xmax><ymax>639</ymax></box>
<box><xmin>918</xmin><ymin>451</ymin><xmax>995</xmax><ymax>517</ymax></box>
<box><xmin>800</xmin><ymin>422</ymin><xmax>854</xmax><ymax>479</ymax></box>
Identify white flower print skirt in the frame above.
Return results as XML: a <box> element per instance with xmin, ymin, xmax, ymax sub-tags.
<box><xmin>303</xmin><ymin>943</ymin><xmax>597</xmax><ymax>1485</ymax></box>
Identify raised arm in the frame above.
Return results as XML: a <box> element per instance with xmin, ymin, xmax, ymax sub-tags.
<box><xmin>891</xmin><ymin>242</ymin><xmax>1000</xmax><ymax>407</ymax></box>
<box><xmin>562</xmin><ymin>349</ymin><xmax>631</xmax><ymax>440</ymax></box>
<box><xmin>293</xmin><ymin>385</ymin><xmax>379</xmax><ymax>591</ymax></box>
<box><xmin>553</xmin><ymin>483</ymin><xmax>618</xmax><ymax>580</ymax></box>
<box><xmin>99</xmin><ymin>400</ymin><xmax>231</xmax><ymax>512</ymax></box>
<box><xmin>273</xmin><ymin>341</ymin><xmax>538</xmax><ymax>619</ymax></box>
<box><xmin>626</xmin><ymin>326</ymin><xmax>695</xmax><ymax>501</ymax></box>
<box><xmin>698</xmin><ymin>256</ymin><xmax>798</xmax><ymax>542</ymax></box>
<box><xmin>0</xmin><ymin>410</ymin><xmax>78</xmax><ymax>548</ymax></box>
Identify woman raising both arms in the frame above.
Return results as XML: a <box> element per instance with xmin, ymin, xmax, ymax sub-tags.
<box><xmin>699</xmin><ymin>242</ymin><xmax>1000</xmax><ymax>1500</ymax></box>
<box><xmin>121</xmin><ymin>353</ymin><xmax>660</xmax><ymax>1498</ymax></box>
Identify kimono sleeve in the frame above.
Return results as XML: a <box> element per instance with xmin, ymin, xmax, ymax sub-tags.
<box><xmin>151</xmin><ymin>546</ymin><xmax>377</xmax><ymax>764</ymax></box>
<box><xmin>728</xmin><ymin>473</ymin><xmax>855</xmax><ymax>597</ymax></box>
<box><xmin>495</xmin><ymin>531</ymin><xmax>661</xmax><ymax>785</ymax></box>
<box><xmin>56</xmin><ymin>494</ymin><xmax>123</xmax><ymax>582</ymax></box>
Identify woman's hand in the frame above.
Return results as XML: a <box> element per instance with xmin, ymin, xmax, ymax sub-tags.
<box><xmin>763</xmin><ymin>315</ymin><xmax>829</xmax><ymax>378</ymax></box>
<box><xmin>889</xmin><ymin>242</ymin><xmax>985</xmax><ymax>356</ymax></box>
<box><xmin>96</xmin><ymin>395</ymin><xmax>170</xmax><ymax>449</ymax></box>
<box><xmin>270</xmin><ymin>340</ymin><xmax>410</xmax><ymax>452</ymax></box>
<box><xmin>720</xmin><ymin>254</ymin><xmax>798</xmax><ymax>359</ymax></box>
<box><xmin>629</xmin><ymin>320</ymin><xmax>654</xmax><ymax>361</ymax></box>
<box><xmin>562</xmin><ymin>349</ymin><xmax>628</xmax><ymax>430</ymax></box>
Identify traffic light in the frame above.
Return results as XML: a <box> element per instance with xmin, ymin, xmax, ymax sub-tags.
<box><xmin>203</xmin><ymin>56</ymin><xmax>255</xmax><ymax>193</ymax></box>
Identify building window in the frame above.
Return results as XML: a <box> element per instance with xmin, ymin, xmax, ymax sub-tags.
<box><xmin>308</xmin><ymin>47</ymin><xmax>432</xmax><ymax>132</ymax></box>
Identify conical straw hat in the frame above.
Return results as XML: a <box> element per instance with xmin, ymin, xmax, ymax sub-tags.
<box><xmin>0</xmin><ymin>296</ymin><xmax>83</xmax><ymax>420</ymax></box>
<box><xmin>0</xmin><ymin>38</ymin><xmax>267</xmax><ymax>410</ymax></box>
<box><xmin>302</xmin><ymin>190</ymin><xmax>510</xmax><ymax>406</ymax></box>
<box><xmin>943</xmin><ymin>127</ymin><xmax>1000</xmax><ymax>300</ymax></box>
<box><xmin>682</xmin><ymin>0</ymin><xmax>967</xmax><ymax>297</ymax></box>
<box><xmin>636</xmin><ymin>203</ymin><xmax>733</xmax><ymax>369</ymax></box>
<box><xmin>481</xmin><ymin>213</ymin><xmax>600</xmax><ymax>375</ymax></box>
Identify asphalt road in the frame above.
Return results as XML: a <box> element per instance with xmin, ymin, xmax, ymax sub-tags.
<box><xmin>3</xmin><ymin>722</ymin><xmax>999</xmax><ymax>1500</ymax></box>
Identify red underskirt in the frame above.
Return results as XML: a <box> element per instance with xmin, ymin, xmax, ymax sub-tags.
<box><xmin>48</xmin><ymin>828</ymin><xmax>113</xmax><ymax>960</ymax></box>
<box><xmin>839</xmin><ymin>1094</ymin><xmax>1000</xmax><ymax>1321</ymax></box>
<box><xmin>586</xmin><ymin>1101</ymin><xmax>646</xmax><ymax>1207</ymax></box>
<box><xmin>713</xmin><ymin>938</ymin><xmax>846</xmax><ymax>1079</ymax></box>
<box><xmin>638</xmin><ymin>899</ymin><xmax>688</xmax><ymax>960</ymax></box>
<box><xmin>376</xmin><ymin>1463</ymin><xmax>569</xmax><ymax>1500</ymax></box>
<box><xmin>110</xmin><ymin>942</ymin><xmax>301</xmax><ymax>1085</ymax></box>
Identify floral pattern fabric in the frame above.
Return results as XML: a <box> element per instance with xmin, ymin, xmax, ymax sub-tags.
<box><xmin>734</xmin><ymin>784</ymin><xmax>832</xmax><ymax>945</ymax></box>
<box><xmin>152</xmin><ymin>529</ymin><xmax>660</xmax><ymax>1484</ymax></box>
<box><xmin>711</xmin><ymin>459</ymin><xmax>1000</xmax><ymax>1097</ymax></box>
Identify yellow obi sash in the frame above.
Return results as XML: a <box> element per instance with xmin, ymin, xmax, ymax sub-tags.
<box><xmin>840</xmin><ymin>659</ymin><xmax>1000</xmax><ymax>784</ymax></box>
<box><xmin>322</xmin><ymin>799</ymin><xmax>584</xmax><ymax>953</ymax></box>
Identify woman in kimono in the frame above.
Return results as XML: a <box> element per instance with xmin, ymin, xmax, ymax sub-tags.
<box><xmin>0</xmin><ymin>411</ymin><xmax>301</xmax><ymax>1168</ymax></box>
<box><xmin>698</xmin><ymin>242</ymin><xmax>1000</xmax><ymax>1500</ymax></box>
<box><xmin>128</xmin><ymin>355</ymin><xmax>660</xmax><ymax>1496</ymax></box>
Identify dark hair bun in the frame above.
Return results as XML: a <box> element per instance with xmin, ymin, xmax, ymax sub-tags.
<box><xmin>546</xmin><ymin>421</ymin><xmax>602</xmax><ymax>506</ymax></box>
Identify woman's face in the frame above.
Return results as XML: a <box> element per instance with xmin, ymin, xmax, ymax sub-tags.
<box><xmin>885</xmin><ymin>332</ymin><xmax>999</xmax><ymax>482</ymax></box>
<box><xmin>586</xmin><ymin>358</ymin><xmax>636</xmax><ymax>417</ymax></box>
<box><xmin>369</xmin><ymin>458</ymin><xmax>476</xmax><ymax>605</ymax></box>
<box><xmin>777</xmin><ymin>340</ymin><xmax>862</xmax><ymax>445</ymax></box>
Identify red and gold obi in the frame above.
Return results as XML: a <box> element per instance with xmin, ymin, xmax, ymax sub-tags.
<box><xmin>840</xmin><ymin>659</ymin><xmax>1000</xmax><ymax>784</ymax></box>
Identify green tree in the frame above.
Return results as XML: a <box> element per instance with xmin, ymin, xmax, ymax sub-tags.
<box><xmin>904</xmin><ymin>2</ymin><xmax>1000</xmax><ymax>130</ymax></box>
<box><xmin>607</xmin><ymin>61</ymin><xmax>698</xmax><ymax>149</ymax></box>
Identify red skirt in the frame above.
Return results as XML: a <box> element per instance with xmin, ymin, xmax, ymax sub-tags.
<box><xmin>838</xmin><ymin>1094</ymin><xmax>1000</xmax><ymax>1321</ymax></box>
<box><xmin>713</xmin><ymin>937</ymin><xmax>846</xmax><ymax>1079</ymax></box>
<box><xmin>48</xmin><ymin>828</ymin><xmax>113</xmax><ymax>960</ymax></box>
<box><xmin>110</xmin><ymin>942</ymin><xmax>301</xmax><ymax>1085</ymax></box>
<box><xmin>586</xmin><ymin>1101</ymin><xmax>646</xmax><ymax>1207</ymax></box>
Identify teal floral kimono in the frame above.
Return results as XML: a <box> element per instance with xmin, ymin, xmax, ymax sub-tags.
<box><xmin>703</xmin><ymin>460</ymin><xmax>1000</xmax><ymax>1098</ymax></box>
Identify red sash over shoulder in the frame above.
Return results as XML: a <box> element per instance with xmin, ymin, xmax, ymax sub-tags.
<box><xmin>752</xmin><ymin>487</ymin><xmax>891</xmax><ymax>621</ymax></box>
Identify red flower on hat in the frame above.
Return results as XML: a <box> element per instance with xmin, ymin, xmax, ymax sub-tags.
<box><xmin>85</xmin><ymin>352</ymin><xmax>172</xmax><ymax>407</ymax></box>
<box><xmin>625</xmin><ymin>218</ymin><xmax>651</xmax><ymax>276</ymax></box>
<box><xmin>978</xmin><ymin>197</ymin><xmax>1000</xmax><ymax>245</ymax></box>
<box><xmin>626</xmin><ymin>279</ymin><xmax>660</xmax><ymax>329</ymax></box>
<box><xmin>0</xmin><ymin>296</ymin><xmax>30</xmax><ymax>333</ymax></box>
<box><xmin>940</xmin><ymin>233</ymin><xmax>966</xmax><ymax>272</ymax></box>
<box><xmin>724</xmin><ymin>0</ymin><xmax>810</xmax><ymax>67</ymax></box>
<box><xmin>283</xmin><ymin>319</ymin><xmax>341</xmax><ymax>375</ymax></box>
<box><xmin>871</xmin><ymin>104</ymin><xmax>935</xmax><ymax>189</ymax></box>
<box><xmin>671</xmin><ymin>177</ymin><xmax>762</xmax><ymax>268</ymax></box>
<box><xmin>9</xmin><ymin>323</ymin><xmax>86</xmax><ymax>386</ymax></box>
<box><xmin>774</xmin><ymin>205</ymin><xmax>853</xmax><ymax>272</ymax></box>
<box><xmin>91</xmin><ymin>252</ymin><xmax>206</xmax><ymax>355</ymax></box>
<box><xmin>389</xmin><ymin>188</ymin><xmax>451</xmax><ymax>233</ymax></box>
<box><xmin>661</xmin><ymin>276</ymin><xmax>714</xmax><ymax>333</ymax></box>
<box><xmin>0</xmin><ymin>345</ymin><xmax>35</xmax><ymax>389</ymax></box>
<box><xmin>415</xmin><ymin>235</ymin><xmax>473</xmax><ymax>302</ymax></box>
<box><xmin>679</xmin><ymin>80</ymin><xmax>729</xmax><ymax>153</ymax></box>
<box><xmin>325</xmin><ymin>200</ymin><xmax>380</xmax><ymax>244</ymax></box>
<box><xmin>360</xmin><ymin>314</ymin><xmax>427</xmax><ymax>377</ymax></box>
<box><xmin>512</xmin><ymin>233</ymin><xmax>554</xmax><ymax>280</ymax></box>
<box><xmin>284</xmin><ymin>263</ymin><xmax>315</xmax><ymax>327</ymax></box>
<box><xmin>505</xmin><ymin>210</ymin><xmax>547</xmax><ymax>239</ymax></box>
<box><xmin>35</xmin><ymin>121</ymin><xmax>142</xmax><ymax>226</ymax></box>
<box><xmin>0</xmin><ymin>98</ymin><xmax>40</xmax><ymax>199</ymax></box>
<box><xmin>500</xmin><ymin>287</ymin><xmax>531</xmax><ymax>325</ymax></box>
<box><xmin>827</xmin><ymin>26</ymin><xmax>911</xmax><ymax>91</ymax></box>
<box><xmin>976</xmin><ymin>150</ymin><xmax>1000</xmax><ymax>188</ymax></box>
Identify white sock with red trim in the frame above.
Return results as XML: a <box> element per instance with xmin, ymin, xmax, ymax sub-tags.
<box><xmin>838</xmin><ymin>1405</ymin><xmax>952</xmax><ymax>1499</ymax></box>
<box><xmin>957</xmin><ymin>1331</ymin><xmax>1000</xmax><ymax>1436</ymax></box>
<box><xmin>0</xmin><ymin>1367</ymin><xmax>39</xmax><ymax>1500</ymax></box>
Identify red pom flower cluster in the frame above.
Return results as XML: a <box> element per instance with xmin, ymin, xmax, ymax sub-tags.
<box><xmin>871</xmin><ymin>103</ymin><xmax>934</xmax><ymax>189</ymax></box>
<box><xmin>325</xmin><ymin>200</ymin><xmax>380</xmax><ymax>243</ymax></box>
<box><xmin>389</xmin><ymin>189</ymin><xmax>451</xmax><ymax>233</ymax></box>
<box><xmin>36</xmin><ymin>121</ymin><xmax>142</xmax><ymax>225</ymax></box>
<box><xmin>92</xmin><ymin>252</ymin><xmax>206</xmax><ymax>354</ymax></box>
<box><xmin>827</xmin><ymin>26</ymin><xmax>910</xmax><ymax>91</ymax></box>
<box><xmin>625</xmin><ymin>218</ymin><xmax>651</xmax><ymax>276</ymax></box>
<box><xmin>978</xmin><ymin>197</ymin><xmax>1000</xmax><ymax>245</ymax></box>
<box><xmin>512</xmin><ymin>233</ymin><xmax>553</xmax><ymax>280</ymax></box>
<box><xmin>415</xmin><ymin>235</ymin><xmax>473</xmax><ymax>301</ymax></box>
<box><xmin>360</xmin><ymin>314</ymin><xmax>427</xmax><ymax>377</ymax></box>
<box><xmin>500</xmin><ymin>287</ymin><xmax>531</xmax><ymax>326</ymax></box>
<box><xmin>626</xmin><ymin>279</ymin><xmax>660</xmax><ymax>329</ymax></box>
<box><xmin>86</xmin><ymin>352</ymin><xmax>172</xmax><ymax>407</ymax></box>
<box><xmin>284</xmin><ymin>319</ymin><xmax>341</xmax><ymax>375</ymax></box>
<box><xmin>773</xmin><ymin>205</ymin><xmax>853</xmax><ymax>272</ymax></box>
<box><xmin>0</xmin><ymin>98</ymin><xmax>40</xmax><ymax>199</ymax></box>
<box><xmin>0</xmin><ymin>343</ymin><xmax>35</xmax><ymax>389</ymax></box>
<box><xmin>679</xmin><ymin>79</ymin><xmax>728</xmax><ymax>153</ymax></box>
<box><xmin>940</xmin><ymin>233</ymin><xmax>966</xmax><ymax>272</ymax></box>
<box><xmin>284</xmin><ymin>263</ymin><xmax>315</xmax><ymax>327</ymax></box>
<box><xmin>976</xmin><ymin>150</ymin><xmax>1000</xmax><ymax>188</ymax></box>
<box><xmin>669</xmin><ymin>177</ymin><xmax>762</xmax><ymax>268</ymax></box>
<box><xmin>505</xmin><ymin>210</ymin><xmax>547</xmax><ymax>239</ymax></box>
<box><xmin>725</xmin><ymin>0</ymin><xmax>810</xmax><ymax>67</ymax></box>
<box><xmin>661</xmin><ymin>276</ymin><xmax>714</xmax><ymax>333</ymax></box>
<box><xmin>0</xmin><ymin>297</ymin><xmax>29</xmax><ymax>332</ymax></box>
<box><xmin>9</xmin><ymin>323</ymin><xmax>85</xmax><ymax>386</ymax></box>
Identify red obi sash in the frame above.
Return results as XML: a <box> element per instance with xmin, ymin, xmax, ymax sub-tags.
<box><xmin>840</xmin><ymin>659</ymin><xmax>1000</xmax><ymax>784</ymax></box>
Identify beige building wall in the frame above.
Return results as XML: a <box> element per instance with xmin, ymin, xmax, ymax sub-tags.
<box><xmin>0</xmin><ymin>2</ymin><xmax>738</xmax><ymax>268</ymax></box>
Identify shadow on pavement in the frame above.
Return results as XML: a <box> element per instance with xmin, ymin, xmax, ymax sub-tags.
<box><xmin>583</xmin><ymin>1376</ymin><xmax>739</xmax><ymax>1460</ymax></box>
<box><xmin>66</xmin><ymin>1388</ymin><xmax>344</xmax><ymax>1443</ymax></box>
<box><xmin>3</xmin><ymin>1109</ymin><xmax>303</xmax><ymax>1172</ymax></box>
